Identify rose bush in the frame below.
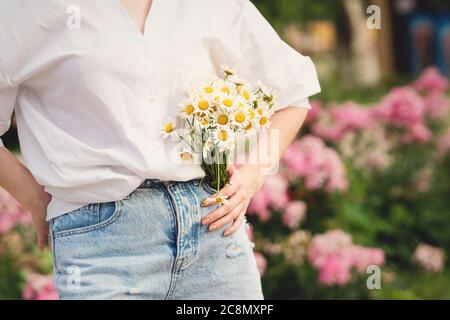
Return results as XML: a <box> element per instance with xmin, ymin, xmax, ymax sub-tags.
<box><xmin>247</xmin><ymin>67</ymin><xmax>450</xmax><ymax>299</ymax></box>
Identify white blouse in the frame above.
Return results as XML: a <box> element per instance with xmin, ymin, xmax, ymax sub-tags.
<box><xmin>0</xmin><ymin>0</ymin><xmax>321</xmax><ymax>220</ymax></box>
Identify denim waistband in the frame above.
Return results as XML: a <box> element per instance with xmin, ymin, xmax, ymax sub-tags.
<box><xmin>138</xmin><ymin>179</ymin><xmax>163</xmax><ymax>188</ymax></box>
<box><xmin>138</xmin><ymin>178</ymin><xmax>202</xmax><ymax>189</ymax></box>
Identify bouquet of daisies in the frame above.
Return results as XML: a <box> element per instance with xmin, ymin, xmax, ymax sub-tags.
<box><xmin>162</xmin><ymin>66</ymin><xmax>276</xmax><ymax>192</ymax></box>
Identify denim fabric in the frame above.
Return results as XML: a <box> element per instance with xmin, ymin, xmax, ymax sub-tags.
<box><xmin>48</xmin><ymin>179</ymin><xmax>263</xmax><ymax>300</ymax></box>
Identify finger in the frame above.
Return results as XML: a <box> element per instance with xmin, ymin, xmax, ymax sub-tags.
<box><xmin>37</xmin><ymin>232</ymin><xmax>48</xmax><ymax>251</ymax></box>
<box><xmin>37</xmin><ymin>221</ymin><xmax>49</xmax><ymax>251</ymax></box>
<box><xmin>223</xmin><ymin>212</ymin><xmax>246</xmax><ymax>236</ymax></box>
<box><xmin>201</xmin><ymin>191</ymin><xmax>244</xmax><ymax>225</ymax></box>
<box><xmin>208</xmin><ymin>202</ymin><xmax>246</xmax><ymax>232</ymax></box>
<box><xmin>200</xmin><ymin>181</ymin><xmax>239</xmax><ymax>207</ymax></box>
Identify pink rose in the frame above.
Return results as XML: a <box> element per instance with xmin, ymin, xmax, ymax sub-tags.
<box><xmin>22</xmin><ymin>273</ymin><xmax>58</xmax><ymax>300</ymax></box>
<box><xmin>283</xmin><ymin>135</ymin><xmax>348</xmax><ymax>192</ymax></box>
<box><xmin>282</xmin><ymin>201</ymin><xmax>307</xmax><ymax>229</ymax></box>
<box><xmin>318</xmin><ymin>252</ymin><xmax>352</xmax><ymax>286</ymax></box>
<box><xmin>414</xmin><ymin>67</ymin><xmax>449</xmax><ymax>93</ymax></box>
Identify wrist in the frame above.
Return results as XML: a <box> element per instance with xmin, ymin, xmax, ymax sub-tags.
<box><xmin>238</xmin><ymin>164</ymin><xmax>266</xmax><ymax>192</ymax></box>
<box><xmin>21</xmin><ymin>184</ymin><xmax>51</xmax><ymax>214</ymax></box>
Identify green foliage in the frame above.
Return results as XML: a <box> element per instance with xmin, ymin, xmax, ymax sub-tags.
<box><xmin>0</xmin><ymin>250</ymin><xmax>24</xmax><ymax>300</ymax></box>
<box><xmin>252</xmin><ymin>0</ymin><xmax>341</xmax><ymax>29</ymax></box>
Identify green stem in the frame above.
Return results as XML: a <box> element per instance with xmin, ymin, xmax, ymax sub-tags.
<box><xmin>216</xmin><ymin>150</ymin><xmax>220</xmax><ymax>192</ymax></box>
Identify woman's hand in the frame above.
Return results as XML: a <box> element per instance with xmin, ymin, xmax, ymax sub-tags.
<box><xmin>200</xmin><ymin>164</ymin><xmax>266</xmax><ymax>236</ymax></box>
<box><xmin>22</xmin><ymin>185</ymin><xmax>52</xmax><ymax>251</ymax></box>
<box><xmin>0</xmin><ymin>148</ymin><xmax>52</xmax><ymax>251</ymax></box>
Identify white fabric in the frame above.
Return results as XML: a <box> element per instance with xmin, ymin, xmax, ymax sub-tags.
<box><xmin>0</xmin><ymin>0</ymin><xmax>321</xmax><ymax>220</ymax></box>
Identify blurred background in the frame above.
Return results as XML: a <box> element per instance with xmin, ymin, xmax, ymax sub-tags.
<box><xmin>1</xmin><ymin>0</ymin><xmax>450</xmax><ymax>299</ymax></box>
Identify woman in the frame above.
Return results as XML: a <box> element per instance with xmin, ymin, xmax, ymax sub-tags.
<box><xmin>0</xmin><ymin>0</ymin><xmax>320</xmax><ymax>299</ymax></box>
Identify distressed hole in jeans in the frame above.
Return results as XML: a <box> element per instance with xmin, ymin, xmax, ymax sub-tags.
<box><xmin>225</xmin><ymin>242</ymin><xmax>243</xmax><ymax>258</ymax></box>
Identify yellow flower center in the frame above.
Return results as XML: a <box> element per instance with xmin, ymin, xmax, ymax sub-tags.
<box><xmin>198</xmin><ymin>100</ymin><xmax>209</xmax><ymax>110</ymax></box>
<box><xmin>243</xmin><ymin>91</ymin><xmax>250</xmax><ymax>100</ymax></box>
<box><xmin>217</xmin><ymin>114</ymin><xmax>229</xmax><ymax>125</ymax></box>
<box><xmin>248</xmin><ymin>109</ymin><xmax>255</xmax><ymax>119</ymax></box>
<box><xmin>204</xmin><ymin>86</ymin><xmax>214</xmax><ymax>94</ymax></box>
<box><xmin>201</xmin><ymin>117</ymin><xmax>209</xmax><ymax>125</ymax></box>
<box><xmin>259</xmin><ymin>117</ymin><xmax>268</xmax><ymax>126</ymax></box>
<box><xmin>257</xmin><ymin>108</ymin><xmax>263</xmax><ymax>115</ymax></box>
<box><xmin>185</xmin><ymin>104</ymin><xmax>194</xmax><ymax>115</ymax></box>
<box><xmin>180</xmin><ymin>152</ymin><xmax>193</xmax><ymax>161</ymax></box>
<box><xmin>223</xmin><ymin>99</ymin><xmax>233</xmax><ymax>107</ymax></box>
<box><xmin>235</xmin><ymin>112</ymin><xmax>246</xmax><ymax>123</ymax></box>
<box><xmin>221</xmin><ymin>87</ymin><xmax>230</xmax><ymax>94</ymax></box>
<box><xmin>164</xmin><ymin>123</ymin><xmax>174</xmax><ymax>133</ymax></box>
<box><xmin>218</xmin><ymin>130</ymin><xmax>228</xmax><ymax>141</ymax></box>
<box><xmin>245</xmin><ymin>123</ymin><xmax>253</xmax><ymax>130</ymax></box>
<box><xmin>215</xmin><ymin>197</ymin><xmax>223</xmax><ymax>204</ymax></box>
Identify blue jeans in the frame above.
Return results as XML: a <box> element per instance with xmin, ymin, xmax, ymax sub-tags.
<box><xmin>48</xmin><ymin>179</ymin><xmax>263</xmax><ymax>299</ymax></box>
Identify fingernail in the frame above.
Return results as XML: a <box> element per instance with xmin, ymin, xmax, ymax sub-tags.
<box><xmin>223</xmin><ymin>230</ymin><xmax>230</xmax><ymax>236</ymax></box>
<box><xmin>202</xmin><ymin>218</ymin><xmax>209</xmax><ymax>225</ymax></box>
<box><xmin>200</xmin><ymin>199</ymin><xmax>208</xmax><ymax>207</ymax></box>
<box><xmin>209</xmin><ymin>224</ymin><xmax>216</xmax><ymax>231</ymax></box>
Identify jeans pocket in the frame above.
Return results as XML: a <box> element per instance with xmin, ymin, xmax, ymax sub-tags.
<box><xmin>199</xmin><ymin>180</ymin><xmax>218</xmax><ymax>196</ymax></box>
<box><xmin>52</xmin><ymin>201</ymin><xmax>122</xmax><ymax>238</ymax></box>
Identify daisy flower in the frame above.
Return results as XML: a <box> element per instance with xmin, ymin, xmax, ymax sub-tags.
<box><xmin>193</xmin><ymin>96</ymin><xmax>214</xmax><ymax>116</ymax></box>
<box><xmin>161</xmin><ymin>118</ymin><xmax>177</xmax><ymax>139</ymax></box>
<box><xmin>194</xmin><ymin>79</ymin><xmax>221</xmax><ymax>100</ymax></box>
<box><xmin>196</xmin><ymin>113</ymin><xmax>212</xmax><ymax>130</ymax></box>
<box><xmin>213</xmin><ymin>195</ymin><xmax>229</xmax><ymax>205</ymax></box>
<box><xmin>179</xmin><ymin>98</ymin><xmax>196</xmax><ymax>120</ymax></box>
<box><xmin>201</xmin><ymin>194</ymin><xmax>230</xmax><ymax>206</ymax></box>
<box><xmin>213</xmin><ymin>127</ymin><xmax>235</xmax><ymax>152</ymax></box>
<box><xmin>231</xmin><ymin>108</ymin><xmax>250</xmax><ymax>129</ymax></box>
<box><xmin>218</xmin><ymin>94</ymin><xmax>237</xmax><ymax>110</ymax></box>
<box><xmin>218</xmin><ymin>81</ymin><xmax>233</xmax><ymax>96</ymax></box>
<box><xmin>243</xmin><ymin>115</ymin><xmax>259</xmax><ymax>135</ymax></box>
<box><xmin>239</xmin><ymin>85</ymin><xmax>253</xmax><ymax>102</ymax></box>
<box><xmin>177</xmin><ymin>149</ymin><xmax>200</xmax><ymax>164</ymax></box>
<box><xmin>255</xmin><ymin>101</ymin><xmax>274</xmax><ymax>130</ymax></box>
<box><xmin>212</xmin><ymin>110</ymin><xmax>231</xmax><ymax>127</ymax></box>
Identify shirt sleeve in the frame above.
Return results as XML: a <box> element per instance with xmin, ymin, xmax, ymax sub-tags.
<box><xmin>0</xmin><ymin>71</ymin><xmax>18</xmax><ymax>148</ymax></box>
<box><xmin>237</xmin><ymin>0</ymin><xmax>321</xmax><ymax>111</ymax></box>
